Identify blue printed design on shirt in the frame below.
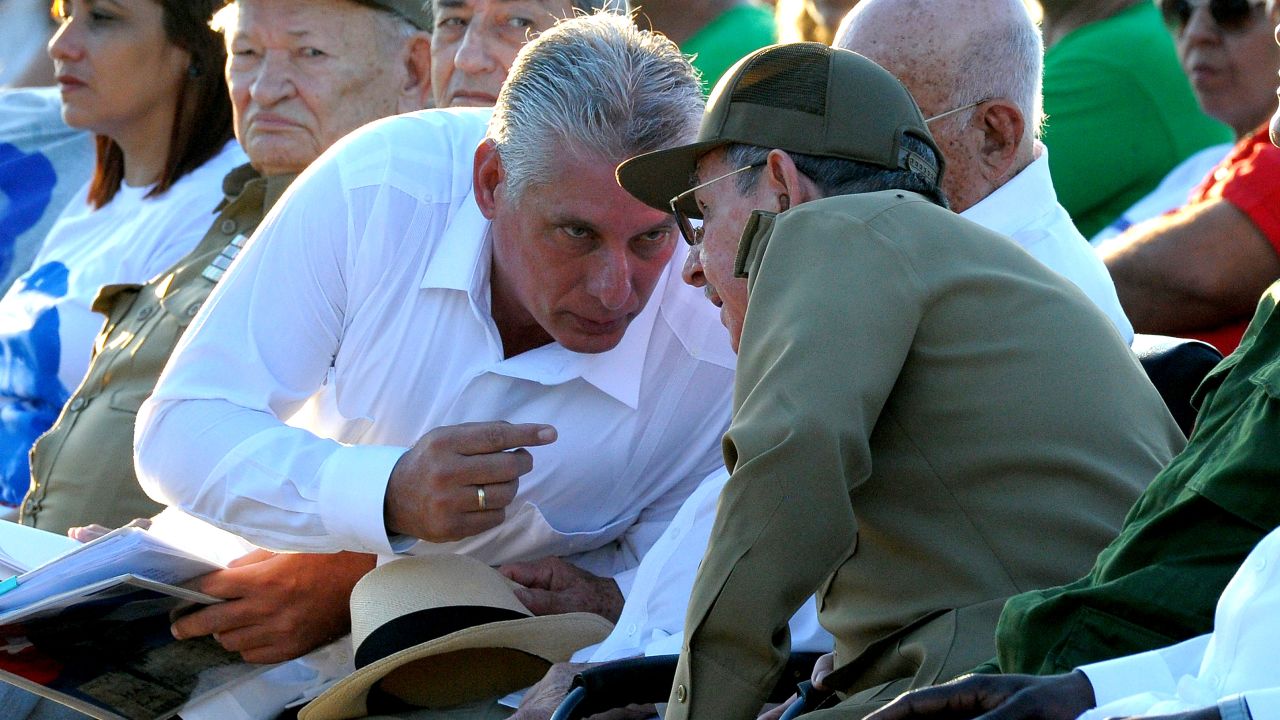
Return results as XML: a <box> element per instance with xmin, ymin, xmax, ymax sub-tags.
<box><xmin>0</xmin><ymin>143</ymin><xmax>58</xmax><ymax>285</ymax></box>
<box><xmin>0</xmin><ymin>261</ymin><xmax>71</xmax><ymax>506</ymax></box>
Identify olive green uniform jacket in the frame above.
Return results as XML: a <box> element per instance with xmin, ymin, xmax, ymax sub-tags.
<box><xmin>993</xmin><ymin>279</ymin><xmax>1280</xmax><ymax>675</ymax></box>
<box><xmin>20</xmin><ymin>165</ymin><xmax>294</xmax><ymax>533</ymax></box>
<box><xmin>666</xmin><ymin>191</ymin><xmax>1185</xmax><ymax>719</ymax></box>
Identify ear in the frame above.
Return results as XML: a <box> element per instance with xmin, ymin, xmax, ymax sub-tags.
<box><xmin>975</xmin><ymin>100</ymin><xmax>1025</xmax><ymax>181</ymax></box>
<box><xmin>763</xmin><ymin>148</ymin><xmax>822</xmax><ymax>206</ymax></box>
<box><xmin>397</xmin><ymin>32</ymin><xmax>434</xmax><ymax>112</ymax></box>
<box><xmin>473</xmin><ymin>139</ymin><xmax>504</xmax><ymax>219</ymax></box>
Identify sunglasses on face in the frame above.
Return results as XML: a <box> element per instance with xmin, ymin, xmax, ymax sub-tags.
<box><xmin>1159</xmin><ymin>0</ymin><xmax>1266</xmax><ymax>35</ymax></box>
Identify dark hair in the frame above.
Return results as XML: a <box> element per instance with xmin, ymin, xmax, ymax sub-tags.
<box><xmin>53</xmin><ymin>0</ymin><xmax>235</xmax><ymax>208</ymax></box>
<box><xmin>724</xmin><ymin>136</ymin><xmax>950</xmax><ymax>209</ymax></box>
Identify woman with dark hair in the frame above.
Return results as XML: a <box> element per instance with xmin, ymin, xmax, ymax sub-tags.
<box><xmin>0</xmin><ymin>0</ymin><xmax>244</xmax><ymax>508</ymax></box>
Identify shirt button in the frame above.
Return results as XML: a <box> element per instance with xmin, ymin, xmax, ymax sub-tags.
<box><xmin>185</xmin><ymin>302</ymin><xmax>202</xmax><ymax>318</ymax></box>
<box><xmin>220</xmin><ymin>219</ymin><xmax>238</xmax><ymax>235</ymax></box>
<box><xmin>675</xmin><ymin>684</ymin><xmax>687</xmax><ymax>703</ymax></box>
<box><xmin>68</xmin><ymin>398</ymin><xmax>87</xmax><ymax>411</ymax></box>
<box><xmin>626</xmin><ymin>623</ymin><xmax>638</xmax><ymax>635</ymax></box>
<box><xmin>136</xmin><ymin>304</ymin><xmax>156</xmax><ymax>321</ymax></box>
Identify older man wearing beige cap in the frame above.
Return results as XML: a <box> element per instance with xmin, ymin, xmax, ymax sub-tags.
<box><xmin>617</xmin><ymin>44</ymin><xmax>1184</xmax><ymax>719</ymax></box>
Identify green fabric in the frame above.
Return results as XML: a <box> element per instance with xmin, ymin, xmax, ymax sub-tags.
<box><xmin>681</xmin><ymin>3</ymin><xmax>777</xmax><ymax>93</ymax></box>
<box><xmin>1041</xmin><ymin>2</ymin><xmax>1232</xmax><ymax>238</ymax></box>
<box><xmin>996</xmin><ymin>279</ymin><xmax>1280</xmax><ymax>674</ymax></box>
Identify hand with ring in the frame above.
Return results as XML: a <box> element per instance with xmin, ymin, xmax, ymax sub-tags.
<box><xmin>384</xmin><ymin>421</ymin><xmax>557</xmax><ymax>543</ymax></box>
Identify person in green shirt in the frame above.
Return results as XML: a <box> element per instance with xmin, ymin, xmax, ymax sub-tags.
<box><xmin>631</xmin><ymin>0</ymin><xmax>776</xmax><ymax>90</ymax></box>
<box><xmin>1040</xmin><ymin>0</ymin><xmax>1232</xmax><ymax>237</ymax></box>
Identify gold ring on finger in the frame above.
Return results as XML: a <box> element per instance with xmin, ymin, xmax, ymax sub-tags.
<box><xmin>477</xmin><ymin>485</ymin><xmax>487</xmax><ymax>511</ymax></box>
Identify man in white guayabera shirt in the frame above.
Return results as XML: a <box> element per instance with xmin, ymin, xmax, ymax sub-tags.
<box><xmin>134</xmin><ymin>5</ymin><xmax>734</xmax><ymax>694</ymax></box>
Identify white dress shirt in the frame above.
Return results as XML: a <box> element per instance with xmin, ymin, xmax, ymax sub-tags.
<box><xmin>960</xmin><ymin>144</ymin><xmax>1134</xmax><ymax>343</ymax></box>
<box><xmin>1078</xmin><ymin>526</ymin><xmax>1280</xmax><ymax>720</ymax></box>
<box><xmin>1091</xmin><ymin>143</ymin><xmax>1234</xmax><ymax>244</ymax></box>
<box><xmin>573</xmin><ymin>468</ymin><xmax>832</xmax><ymax>664</ymax></box>
<box><xmin>135</xmin><ymin>108</ymin><xmax>736</xmax><ymax>580</ymax></box>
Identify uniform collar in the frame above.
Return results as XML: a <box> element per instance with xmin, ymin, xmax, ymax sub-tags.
<box><xmin>420</xmin><ymin>190</ymin><xmax>658</xmax><ymax>409</ymax></box>
<box><xmin>219</xmin><ymin>163</ymin><xmax>298</xmax><ymax>215</ymax></box>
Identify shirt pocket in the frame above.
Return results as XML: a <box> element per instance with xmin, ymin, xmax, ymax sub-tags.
<box><xmin>105</xmin><ymin>292</ymin><xmax>207</xmax><ymax>415</ymax></box>
<box><xmin>1249</xmin><ymin>358</ymin><xmax>1280</xmax><ymax>398</ymax></box>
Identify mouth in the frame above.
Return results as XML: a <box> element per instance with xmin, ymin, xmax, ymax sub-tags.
<box><xmin>56</xmin><ymin>74</ymin><xmax>85</xmax><ymax>90</ymax></box>
<box><xmin>704</xmin><ymin>285</ymin><xmax>723</xmax><ymax>307</ymax></box>
<box><xmin>447</xmin><ymin>92</ymin><xmax>499</xmax><ymax>108</ymax></box>
<box><xmin>570</xmin><ymin>314</ymin><xmax>628</xmax><ymax>335</ymax></box>
<box><xmin>249</xmin><ymin>112</ymin><xmax>302</xmax><ymax>131</ymax></box>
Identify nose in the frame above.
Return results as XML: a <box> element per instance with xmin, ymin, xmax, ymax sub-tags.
<box><xmin>588</xmin><ymin>245</ymin><xmax>632</xmax><ymax>312</ymax></box>
<box><xmin>47</xmin><ymin>17</ymin><xmax>81</xmax><ymax>63</ymax></box>
<box><xmin>453</xmin><ymin>26</ymin><xmax>500</xmax><ymax>76</ymax></box>
<box><xmin>250</xmin><ymin>50</ymin><xmax>297</xmax><ymax>106</ymax></box>
<box><xmin>1183</xmin><ymin>5</ymin><xmax>1223</xmax><ymax>45</ymax></box>
<box><xmin>682</xmin><ymin>243</ymin><xmax>706</xmax><ymax>288</ymax></box>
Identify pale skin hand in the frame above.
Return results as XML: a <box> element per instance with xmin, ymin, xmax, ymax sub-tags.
<box><xmin>757</xmin><ymin>652</ymin><xmax>835</xmax><ymax>720</ymax></box>
<box><xmin>170</xmin><ymin>549</ymin><xmax>376</xmax><ymax>664</ymax></box>
<box><xmin>499</xmin><ymin>556</ymin><xmax>624</xmax><ymax>622</ymax></box>
<box><xmin>509</xmin><ymin>661</ymin><xmax>654</xmax><ymax>720</ymax></box>
<box><xmin>860</xmin><ymin>670</ymin><xmax>1096</xmax><ymax>720</ymax></box>
<box><xmin>384</xmin><ymin>421</ymin><xmax>557</xmax><ymax>542</ymax></box>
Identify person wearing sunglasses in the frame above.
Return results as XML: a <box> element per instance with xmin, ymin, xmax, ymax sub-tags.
<box><xmin>1097</xmin><ymin>0</ymin><xmax>1280</xmax><ymax>355</ymax></box>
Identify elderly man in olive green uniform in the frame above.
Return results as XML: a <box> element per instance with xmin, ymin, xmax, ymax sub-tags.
<box><xmin>616</xmin><ymin>44</ymin><xmax>1184</xmax><ymax>719</ymax></box>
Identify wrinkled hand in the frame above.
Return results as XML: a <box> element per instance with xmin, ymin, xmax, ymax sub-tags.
<box><xmin>170</xmin><ymin>550</ymin><xmax>375</xmax><ymax>664</ymax></box>
<box><xmin>385</xmin><ymin>421</ymin><xmax>556</xmax><ymax>542</ymax></box>
<box><xmin>758</xmin><ymin>652</ymin><xmax>836</xmax><ymax>720</ymax></box>
<box><xmin>67</xmin><ymin>517</ymin><xmax>151</xmax><ymax>542</ymax></box>
<box><xmin>509</xmin><ymin>662</ymin><xmax>654</xmax><ymax>720</ymax></box>
<box><xmin>500</xmin><ymin>556</ymin><xmax>624</xmax><ymax>622</ymax></box>
<box><xmin>863</xmin><ymin>671</ymin><xmax>1096</xmax><ymax>720</ymax></box>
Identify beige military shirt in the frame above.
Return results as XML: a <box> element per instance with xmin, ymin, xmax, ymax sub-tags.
<box><xmin>21</xmin><ymin>165</ymin><xmax>294</xmax><ymax>533</ymax></box>
<box><xmin>667</xmin><ymin>191</ymin><xmax>1185</xmax><ymax>719</ymax></box>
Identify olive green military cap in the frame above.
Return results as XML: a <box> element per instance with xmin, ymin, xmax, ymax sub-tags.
<box><xmin>617</xmin><ymin>42</ymin><xmax>944</xmax><ymax>217</ymax></box>
<box><xmin>349</xmin><ymin>0</ymin><xmax>431</xmax><ymax>29</ymax></box>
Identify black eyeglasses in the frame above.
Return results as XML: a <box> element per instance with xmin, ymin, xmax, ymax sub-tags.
<box><xmin>668</xmin><ymin>162</ymin><xmax>764</xmax><ymax>246</ymax></box>
<box><xmin>1159</xmin><ymin>0</ymin><xmax>1266</xmax><ymax>35</ymax></box>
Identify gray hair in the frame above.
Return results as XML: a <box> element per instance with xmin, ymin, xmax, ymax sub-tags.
<box><xmin>944</xmin><ymin>0</ymin><xmax>1044</xmax><ymax>137</ymax></box>
<box><xmin>724</xmin><ymin>138</ymin><xmax>950</xmax><ymax>208</ymax></box>
<box><xmin>487</xmin><ymin>12</ymin><xmax>702</xmax><ymax>200</ymax></box>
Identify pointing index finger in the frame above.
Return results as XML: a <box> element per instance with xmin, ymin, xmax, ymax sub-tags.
<box><xmin>452</xmin><ymin>422</ymin><xmax>557</xmax><ymax>456</ymax></box>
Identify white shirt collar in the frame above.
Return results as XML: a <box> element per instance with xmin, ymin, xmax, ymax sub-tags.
<box><xmin>960</xmin><ymin>142</ymin><xmax>1056</xmax><ymax>237</ymax></box>
<box><xmin>421</xmin><ymin>190</ymin><xmax>658</xmax><ymax>409</ymax></box>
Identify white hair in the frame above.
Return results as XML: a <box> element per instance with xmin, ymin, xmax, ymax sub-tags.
<box><xmin>487</xmin><ymin>12</ymin><xmax>703</xmax><ymax>200</ymax></box>
<box><xmin>947</xmin><ymin>0</ymin><xmax>1045</xmax><ymax>137</ymax></box>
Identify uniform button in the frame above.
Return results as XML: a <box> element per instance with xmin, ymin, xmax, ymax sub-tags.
<box><xmin>220</xmin><ymin>219</ymin><xmax>238</xmax><ymax>235</ymax></box>
<box><xmin>675</xmin><ymin>684</ymin><xmax>687</xmax><ymax>703</ymax></box>
<box><xmin>136</xmin><ymin>305</ymin><xmax>155</xmax><ymax>321</ymax></box>
<box><xmin>69</xmin><ymin>398</ymin><xmax>87</xmax><ymax>411</ymax></box>
<box><xmin>185</xmin><ymin>302</ymin><xmax>202</xmax><ymax>318</ymax></box>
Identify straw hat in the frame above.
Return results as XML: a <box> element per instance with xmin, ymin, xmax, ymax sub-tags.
<box><xmin>299</xmin><ymin>553</ymin><xmax>614</xmax><ymax>720</ymax></box>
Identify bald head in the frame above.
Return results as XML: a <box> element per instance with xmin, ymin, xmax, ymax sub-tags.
<box><xmin>836</xmin><ymin>0</ymin><xmax>1043</xmax><ymax>211</ymax></box>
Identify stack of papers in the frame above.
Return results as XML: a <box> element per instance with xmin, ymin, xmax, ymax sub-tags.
<box><xmin>0</xmin><ymin>521</ymin><xmax>223</xmax><ymax>624</ymax></box>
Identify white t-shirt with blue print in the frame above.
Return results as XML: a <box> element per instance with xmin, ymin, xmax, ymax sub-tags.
<box><xmin>0</xmin><ymin>138</ymin><xmax>245</xmax><ymax>506</ymax></box>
